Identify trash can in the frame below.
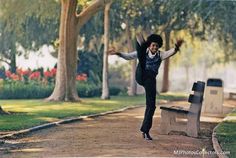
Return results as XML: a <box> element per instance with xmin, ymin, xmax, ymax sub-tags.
<box><xmin>203</xmin><ymin>78</ymin><xmax>224</xmax><ymax>114</ymax></box>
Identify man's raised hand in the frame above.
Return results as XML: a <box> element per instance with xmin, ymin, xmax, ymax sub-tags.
<box><xmin>175</xmin><ymin>39</ymin><xmax>184</xmax><ymax>48</ymax></box>
<box><xmin>107</xmin><ymin>47</ymin><xmax>118</xmax><ymax>55</ymax></box>
<box><xmin>174</xmin><ymin>39</ymin><xmax>184</xmax><ymax>52</ymax></box>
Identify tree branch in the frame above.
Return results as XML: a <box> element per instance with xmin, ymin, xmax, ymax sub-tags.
<box><xmin>160</xmin><ymin>17</ymin><xmax>177</xmax><ymax>34</ymax></box>
<box><xmin>76</xmin><ymin>0</ymin><xmax>113</xmax><ymax>32</ymax></box>
<box><xmin>0</xmin><ymin>58</ymin><xmax>10</xmax><ymax>65</ymax></box>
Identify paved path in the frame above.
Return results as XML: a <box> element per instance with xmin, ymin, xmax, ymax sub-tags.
<box><xmin>0</xmin><ymin>102</ymin><xmax>226</xmax><ymax>158</ymax></box>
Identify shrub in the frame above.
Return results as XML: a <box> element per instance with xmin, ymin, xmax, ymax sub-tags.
<box><xmin>0</xmin><ymin>80</ymin><xmax>122</xmax><ymax>99</ymax></box>
<box><xmin>76</xmin><ymin>82</ymin><xmax>101</xmax><ymax>97</ymax></box>
<box><xmin>0</xmin><ymin>81</ymin><xmax>54</xmax><ymax>99</ymax></box>
<box><xmin>110</xmin><ymin>86</ymin><xmax>123</xmax><ymax>96</ymax></box>
<box><xmin>77</xmin><ymin>83</ymin><xmax>123</xmax><ymax>97</ymax></box>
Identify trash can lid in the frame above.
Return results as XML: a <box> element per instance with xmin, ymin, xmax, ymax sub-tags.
<box><xmin>207</xmin><ymin>78</ymin><xmax>223</xmax><ymax>87</ymax></box>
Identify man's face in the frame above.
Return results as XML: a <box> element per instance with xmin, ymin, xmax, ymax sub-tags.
<box><xmin>149</xmin><ymin>42</ymin><xmax>159</xmax><ymax>54</ymax></box>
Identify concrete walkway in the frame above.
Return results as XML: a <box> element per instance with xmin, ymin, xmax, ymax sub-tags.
<box><xmin>0</xmin><ymin>101</ymin><xmax>228</xmax><ymax>158</ymax></box>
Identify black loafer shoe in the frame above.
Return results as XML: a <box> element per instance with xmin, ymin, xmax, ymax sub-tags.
<box><xmin>142</xmin><ymin>132</ymin><xmax>153</xmax><ymax>140</ymax></box>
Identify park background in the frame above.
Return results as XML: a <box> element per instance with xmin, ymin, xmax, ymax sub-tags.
<box><xmin>0</xmin><ymin>0</ymin><xmax>236</xmax><ymax>157</ymax></box>
<box><xmin>1</xmin><ymin>0</ymin><xmax>236</xmax><ymax>100</ymax></box>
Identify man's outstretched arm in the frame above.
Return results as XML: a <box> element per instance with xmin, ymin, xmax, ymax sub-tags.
<box><xmin>107</xmin><ymin>47</ymin><xmax>138</xmax><ymax>60</ymax></box>
<box><xmin>160</xmin><ymin>39</ymin><xmax>184</xmax><ymax>60</ymax></box>
<box><xmin>117</xmin><ymin>51</ymin><xmax>138</xmax><ymax>60</ymax></box>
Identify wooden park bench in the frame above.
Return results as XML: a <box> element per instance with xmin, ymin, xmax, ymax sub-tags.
<box><xmin>160</xmin><ymin>81</ymin><xmax>205</xmax><ymax>137</ymax></box>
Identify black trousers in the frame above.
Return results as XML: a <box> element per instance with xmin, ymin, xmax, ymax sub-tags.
<box><xmin>140</xmin><ymin>76</ymin><xmax>156</xmax><ymax>133</ymax></box>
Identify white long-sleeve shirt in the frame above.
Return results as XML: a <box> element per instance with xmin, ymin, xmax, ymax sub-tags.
<box><xmin>117</xmin><ymin>48</ymin><xmax>177</xmax><ymax>60</ymax></box>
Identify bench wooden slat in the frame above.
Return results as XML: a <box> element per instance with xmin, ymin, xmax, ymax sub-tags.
<box><xmin>188</xmin><ymin>94</ymin><xmax>203</xmax><ymax>104</ymax></box>
<box><xmin>192</xmin><ymin>82</ymin><xmax>205</xmax><ymax>92</ymax></box>
<box><xmin>160</xmin><ymin>106</ymin><xmax>189</xmax><ymax>114</ymax></box>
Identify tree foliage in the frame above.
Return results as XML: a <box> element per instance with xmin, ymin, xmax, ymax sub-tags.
<box><xmin>0</xmin><ymin>0</ymin><xmax>60</xmax><ymax>71</ymax></box>
<box><xmin>191</xmin><ymin>0</ymin><xmax>236</xmax><ymax>61</ymax></box>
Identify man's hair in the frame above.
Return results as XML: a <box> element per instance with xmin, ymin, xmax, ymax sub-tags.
<box><xmin>146</xmin><ymin>34</ymin><xmax>163</xmax><ymax>48</ymax></box>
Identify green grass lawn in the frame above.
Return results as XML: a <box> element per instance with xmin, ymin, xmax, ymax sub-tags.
<box><xmin>0</xmin><ymin>93</ymin><xmax>187</xmax><ymax>132</ymax></box>
<box><xmin>216</xmin><ymin>110</ymin><xmax>236</xmax><ymax>158</ymax></box>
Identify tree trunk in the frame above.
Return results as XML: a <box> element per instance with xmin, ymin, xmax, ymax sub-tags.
<box><xmin>203</xmin><ymin>60</ymin><xmax>208</xmax><ymax>82</ymax></box>
<box><xmin>47</xmin><ymin>0</ymin><xmax>78</xmax><ymax>101</ymax></box>
<box><xmin>101</xmin><ymin>2</ymin><xmax>112</xmax><ymax>99</ymax></box>
<box><xmin>185</xmin><ymin>65</ymin><xmax>190</xmax><ymax>90</ymax></box>
<box><xmin>126</xmin><ymin>21</ymin><xmax>137</xmax><ymax>96</ymax></box>
<box><xmin>161</xmin><ymin>31</ymin><xmax>171</xmax><ymax>93</ymax></box>
<box><xmin>46</xmin><ymin>0</ymin><xmax>111</xmax><ymax>102</ymax></box>
<box><xmin>0</xmin><ymin>106</ymin><xmax>9</xmax><ymax>115</ymax></box>
<box><xmin>129</xmin><ymin>52</ymin><xmax>137</xmax><ymax>96</ymax></box>
<box><xmin>10</xmin><ymin>47</ymin><xmax>17</xmax><ymax>73</ymax></box>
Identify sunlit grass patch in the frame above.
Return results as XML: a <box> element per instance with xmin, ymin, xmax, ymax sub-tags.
<box><xmin>0</xmin><ymin>94</ymin><xmax>186</xmax><ymax>131</ymax></box>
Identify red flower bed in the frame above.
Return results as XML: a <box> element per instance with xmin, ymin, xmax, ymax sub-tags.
<box><xmin>2</xmin><ymin>68</ymin><xmax>87</xmax><ymax>83</ymax></box>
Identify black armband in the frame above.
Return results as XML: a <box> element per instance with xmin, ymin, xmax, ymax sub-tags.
<box><xmin>116</xmin><ymin>52</ymin><xmax>122</xmax><ymax>56</ymax></box>
<box><xmin>175</xmin><ymin>44</ymin><xmax>180</xmax><ymax>52</ymax></box>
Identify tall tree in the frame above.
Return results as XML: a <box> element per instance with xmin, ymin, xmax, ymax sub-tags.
<box><xmin>161</xmin><ymin>30</ymin><xmax>171</xmax><ymax>92</ymax></box>
<box><xmin>159</xmin><ymin>1</ymin><xmax>190</xmax><ymax>92</ymax></box>
<box><xmin>149</xmin><ymin>0</ymin><xmax>197</xmax><ymax>92</ymax></box>
<box><xmin>79</xmin><ymin>0</ymin><xmax>154</xmax><ymax>95</ymax></box>
<box><xmin>109</xmin><ymin>0</ymin><xmax>152</xmax><ymax>95</ymax></box>
<box><xmin>47</xmin><ymin>0</ymin><xmax>112</xmax><ymax>101</ymax></box>
<box><xmin>0</xmin><ymin>22</ymin><xmax>17</xmax><ymax>72</ymax></box>
<box><xmin>101</xmin><ymin>2</ymin><xmax>112</xmax><ymax>99</ymax></box>
<box><xmin>119</xmin><ymin>0</ymin><xmax>139</xmax><ymax>96</ymax></box>
<box><xmin>125</xmin><ymin>20</ymin><xmax>137</xmax><ymax>96</ymax></box>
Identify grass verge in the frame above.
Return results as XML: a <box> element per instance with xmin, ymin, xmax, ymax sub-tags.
<box><xmin>0</xmin><ymin>93</ymin><xmax>187</xmax><ymax>131</ymax></box>
<box><xmin>216</xmin><ymin>109</ymin><xmax>236</xmax><ymax>158</ymax></box>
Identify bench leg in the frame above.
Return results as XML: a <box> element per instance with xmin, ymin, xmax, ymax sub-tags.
<box><xmin>187</xmin><ymin>114</ymin><xmax>199</xmax><ymax>137</ymax></box>
<box><xmin>160</xmin><ymin>110</ymin><xmax>172</xmax><ymax>134</ymax></box>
